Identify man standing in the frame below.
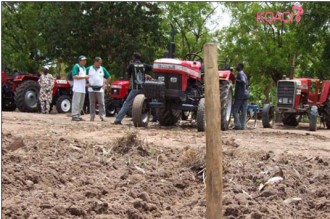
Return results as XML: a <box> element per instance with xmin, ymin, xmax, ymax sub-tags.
<box><xmin>86</xmin><ymin>57</ymin><xmax>111</xmax><ymax>121</ymax></box>
<box><xmin>232</xmin><ymin>63</ymin><xmax>249</xmax><ymax>130</ymax></box>
<box><xmin>114</xmin><ymin>52</ymin><xmax>145</xmax><ymax>125</ymax></box>
<box><xmin>71</xmin><ymin>55</ymin><xmax>89</xmax><ymax>121</ymax></box>
<box><xmin>38</xmin><ymin>66</ymin><xmax>54</xmax><ymax>114</ymax></box>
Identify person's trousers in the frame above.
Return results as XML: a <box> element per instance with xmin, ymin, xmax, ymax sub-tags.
<box><xmin>115</xmin><ymin>89</ymin><xmax>140</xmax><ymax>123</ymax></box>
<box><xmin>233</xmin><ymin>98</ymin><xmax>248</xmax><ymax>129</ymax></box>
<box><xmin>89</xmin><ymin>91</ymin><xmax>105</xmax><ymax>119</ymax></box>
<box><xmin>72</xmin><ymin>92</ymin><xmax>85</xmax><ymax>118</ymax></box>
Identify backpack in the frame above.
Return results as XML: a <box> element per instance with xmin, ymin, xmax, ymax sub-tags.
<box><xmin>67</xmin><ymin>70</ymin><xmax>73</xmax><ymax>81</ymax></box>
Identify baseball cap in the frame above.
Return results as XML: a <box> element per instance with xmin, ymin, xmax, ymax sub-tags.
<box><xmin>79</xmin><ymin>55</ymin><xmax>87</xmax><ymax>61</ymax></box>
<box><xmin>43</xmin><ymin>66</ymin><xmax>49</xmax><ymax>70</ymax></box>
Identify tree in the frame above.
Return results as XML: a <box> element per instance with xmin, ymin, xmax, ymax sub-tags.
<box><xmin>1</xmin><ymin>2</ymin><xmax>165</xmax><ymax>78</ymax></box>
<box><xmin>217</xmin><ymin>2</ymin><xmax>330</xmax><ymax>103</ymax></box>
<box><xmin>162</xmin><ymin>2</ymin><xmax>218</xmax><ymax>58</ymax></box>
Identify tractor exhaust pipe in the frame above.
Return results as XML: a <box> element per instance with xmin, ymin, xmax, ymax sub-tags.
<box><xmin>168</xmin><ymin>23</ymin><xmax>176</xmax><ymax>58</ymax></box>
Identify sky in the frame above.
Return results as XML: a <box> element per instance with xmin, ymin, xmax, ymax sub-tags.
<box><xmin>206</xmin><ymin>2</ymin><xmax>232</xmax><ymax>32</ymax></box>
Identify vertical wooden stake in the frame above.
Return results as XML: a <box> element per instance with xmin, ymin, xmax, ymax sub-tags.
<box><xmin>203</xmin><ymin>43</ymin><xmax>223</xmax><ymax>219</ymax></box>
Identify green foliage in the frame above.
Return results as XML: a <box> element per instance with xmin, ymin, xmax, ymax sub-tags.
<box><xmin>217</xmin><ymin>2</ymin><xmax>330</xmax><ymax>103</ymax></box>
<box><xmin>162</xmin><ymin>2</ymin><xmax>218</xmax><ymax>58</ymax></box>
<box><xmin>2</xmin><ymin>2</ymin><xmax>165</xmax><ymax>78</ymax></box>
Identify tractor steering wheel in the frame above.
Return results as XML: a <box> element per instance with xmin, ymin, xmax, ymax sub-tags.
<box><xmin>184</xmin><ymin>53</ymin><xmax>203</xmax><ymax>63</ymax></box>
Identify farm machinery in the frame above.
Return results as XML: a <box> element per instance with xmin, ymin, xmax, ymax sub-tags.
<box><xmin>262</xmin><ymin>78</ymin><xmax>330</xmax><ymax>131</ymax></box>
<box><xmin>131</xmin><ymin>53</ymin><xmax>235</xmax><ymax>131</ymax></box>
<box><xmin>104</xmin><ymin>79</ymin><xmax>130</xmax><ymax>116</ymax></box>
<box><xmin>1</xmin><ymin>70</ymin><xmax>72</xmax><ymax>113</ymax></box>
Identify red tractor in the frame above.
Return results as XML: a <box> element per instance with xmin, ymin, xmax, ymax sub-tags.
<box><xmin>1</xmin><ymin>70</ymin><xmax>72</xmax><ymax>113</ymax></box>
<box><xmin>105</xmin><ymin>79</ymin><xmax>130</xmax><ymax>116</ymax></box>
<box><xmin>262</xmin><ymin>78</ymin><xmax>330</xmax><ymax>131</ymax></box>
<box><xmin>51</xmin><ymin>79</ymin><xmax>72</xmax><ymax>113</ymax></box>
<box><xmin>131</xmin><ymin>54</ymin><xmax>235</xmax><ymax>131</ymax></box>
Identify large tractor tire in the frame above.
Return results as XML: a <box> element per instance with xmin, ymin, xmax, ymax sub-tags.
<box><xmin>158</xmin><ymin>108</ymin><xmax>181</xmax><ymax>126</ymax></box>
<box><xmin>196</xmin><ymin>98</ymin><xmax>206</xmax><ymax>132</ymax></box>
<box><xmin>220</xmin><ymin>81</ymin><xmax>233</xmax><ymax>130</ymax></box>
<box><xmin>282</xmin><ymin>113</ymin><xmax>300</xmax><ymax>126</ymax></box>
<box><xmin>56</xmin><ymin>95</ymin><xmax>72</xmax><ymax>113</ymax></box>
<box><xmin>324</xmin><ymin>96</ymin><xmax>330</xmax><ymax>129</ymax></box>
<box><xmin>309</xmin><ymin>105</ymin><xmax>318</xmax><ymax>131</ymax></box>
<box><xmin>132</xmin><ymin>94</ymin><xmax>150</xmax><ymax>127</ymax></box>
<box><xmin>15</xmin><ymin>80</ymin><xmax>40</xmax><ymax>112</ymax></box>
<box><xmin>262</xmin><ymin>104</ymin><xmax>275</xmax><ymax>128</ymax></box>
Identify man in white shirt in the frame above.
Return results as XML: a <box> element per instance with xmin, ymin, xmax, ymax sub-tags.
<box><xmin>71</xmin><ymin>55</ymin><xmax>89</xmax><ymax>121</ymax></box>
<box><xmin>86</xmin><ymin>57</ymin><xmax>111</xmax><ymax>121</ymax></box>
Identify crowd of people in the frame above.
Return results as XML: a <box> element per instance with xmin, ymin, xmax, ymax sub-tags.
<box><xmin>38</xmin><ymin>53</ymin><xmax>250</xmax><ymax>130</ymax></box>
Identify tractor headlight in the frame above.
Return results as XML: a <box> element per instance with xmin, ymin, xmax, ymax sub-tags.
<box><xmin>158</xmin><ymin>76</ymin><xmax>165</xmax><ymax>82</ymax></box>
<box><xmin>288</xmin><ymin>99</ymin><xmax>292</xmax><ymax>104</ymax></box>
<box><xmin>170</xmin><ymin>77</ymin><xmax>177</xmax><ymax>83</ymax></box>
<box><xmin>278</xmin><ymin>98</ymin><xmax>283</xmax><ymax>103</ymax></box>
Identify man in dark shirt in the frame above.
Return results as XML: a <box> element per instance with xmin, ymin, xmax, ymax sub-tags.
<box><xmin>233</xmin><ymin>63</ymin><xmax>249</xmax><ymax>130</ymax></box>
<box><xmin>114</xmin><ymin>52</ymin><xmax>146</xmax><ymax>125</ymax></box>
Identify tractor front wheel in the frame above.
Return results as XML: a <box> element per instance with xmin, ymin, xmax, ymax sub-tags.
<box><xmin>181</xmin><ymin>111</ymin><xmax>190</xmax><ymax>120</ymax></box>
<box><xmin>132</xmin><ymin>94</ymin><xmax>150</xmax><ymax>127</ymax></box>
<box><xmin>282</xmin><ymin>113</ymin><xmax>300</xmax><ymax>126</ymax></box>
<box><xmin>2</xmin><ymin>99</ymin><xmax>16</xmax><ymax>111</ymax></box>
<box><xmin>309</xmin><ymin>105</ymin><xmax>318</xmax><ymax>131</ymax></box>
<box><xmin>158</xmin><ymin>108</ymin><xmax>181</xmax><ymax>126</ymax></box>
<box><xmin>262</xmin><ymin>104</ymin><xmax>275</xmax><ymax>128</ymax></box>
<box><xmin>105</xmin><ymin>97</ymin><xmax>116</xmax><ymax>117</ymax></box>
<box><xmin>56</xmin><ymin>95</ymin><xmax>72</xmax><ymax>113</ymax></box>
<box><xmin>196</xmin><ymin>98</ymin><xmax>205</xmax><ymax>132</ymax></box>
<box><xmin>15</xmin><ymin>80</ymin><xmax>40</xmax><ymax>112</ymax></box>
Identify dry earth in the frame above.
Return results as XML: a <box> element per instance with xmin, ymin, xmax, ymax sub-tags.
<box><xmin>1</xmin><ymin>111</ymin><xmax>330</xmax><ymax>219</ymax></box>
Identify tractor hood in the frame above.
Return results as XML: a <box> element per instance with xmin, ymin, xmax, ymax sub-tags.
<box><xmin>153</xmin><ymin>58</ymin><xmax>202</xmax><ymax>80</ymax></box>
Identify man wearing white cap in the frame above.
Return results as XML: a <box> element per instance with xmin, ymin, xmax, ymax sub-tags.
<box><xmin>38</xmin><ymin>66</ymin><xmax>54</xmax><ymax>114</ymax></box>
<box><xmin>71</xmin><ymin>55</ymin><xmax>89</xmax><ymax>121</ymax></box>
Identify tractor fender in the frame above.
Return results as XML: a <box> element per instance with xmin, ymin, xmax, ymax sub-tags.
<box><xmin>319</xmin><ymin>80</ymin><xmax>330</xmax><ymax>104</ymax></box>
<box><xmin>12</xmin><ymin>75</ymin><xmax>39</xmax><ymax>92</ymax></box>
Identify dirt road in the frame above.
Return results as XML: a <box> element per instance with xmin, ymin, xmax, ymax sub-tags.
<box><xmin>2</xmin><ymin>111</ymin><xmax>330</xmax><ymax>218</ymax></box>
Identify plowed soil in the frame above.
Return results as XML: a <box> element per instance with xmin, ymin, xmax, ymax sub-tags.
<box><xmin>2</xmin><ymin>112</ymin><xmax>330</xmax><ymax>219</ymax></box>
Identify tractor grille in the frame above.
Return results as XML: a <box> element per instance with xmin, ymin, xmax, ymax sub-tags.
<box><xmin>277</xmin><ymin>81</ymin><xmax>295</xmax><ymax>108</ymax></box>
<box><xmin>155</xmin><ymin>73</ymin><xmax>181</xmax><ymax>90</ymax></box>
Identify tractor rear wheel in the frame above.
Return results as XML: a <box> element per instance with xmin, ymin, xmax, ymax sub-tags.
<box><xmin>56</xmin><ymin>95</ymin><xmax>71</xmax><ymax>113</ymax></box>
<box><xmin>282</xmin><ymin>113</ymin><xmax>300</xmax><ymax>126</ymax></box>
<box><xmin>262</xmin><ymin>104</ymin><xmax>274</xmax><ymax>128</ymax></box>
<box><xmin>220</xmin><ymin>80</ymin><xmax>233</xmax><ymax>130</ymax></box>
<box><xmin>132</xmin><ymin>94</ymin><xmax>150</xmax><ymax>127</ymax></box>
<box><xmin>324</xmin><ymin>95</ymin><xmax>330</xmax><ymax>129</ymax></box>
<box><xmin>158</xmin><ymin>108</ymin><xmax>181</xmax><ymax>126</ymax></box>
<box><xmin>15</xmin><ymin>80</ymin><xmax>40</xmax><ymax>112</ymax></box>
<box><xmin>196</xmin><ymin>98</ymin><xmax>205</xmax><ymax>132</ymax></box>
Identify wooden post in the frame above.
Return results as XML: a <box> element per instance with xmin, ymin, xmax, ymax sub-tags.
<box><xmin>203</xmin><ymin>43</ymin><xmax>223</xmax><ymax>219</ymax></box>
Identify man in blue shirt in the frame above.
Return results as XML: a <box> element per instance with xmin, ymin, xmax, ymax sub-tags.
<box><xmin>233</xmin><ymin>63</ymin><xmax>249</xmax><ymax>130</ymax></box>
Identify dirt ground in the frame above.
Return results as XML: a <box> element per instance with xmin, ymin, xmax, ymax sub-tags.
<box><xmin>2</xmin><ymin>111</ymin><xmax>330</xmax><ymax>219</ymax></box>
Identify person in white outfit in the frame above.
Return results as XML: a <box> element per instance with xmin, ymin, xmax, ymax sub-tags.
<box><xmin>86</xmin><ymin>57</ymin><xmax>111</xmax><ymax>121</ymax></box>
<box><xmin>71</xmin><ymin>55</ymin><xmax>89</xmax><ymax>121</ymax></box>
